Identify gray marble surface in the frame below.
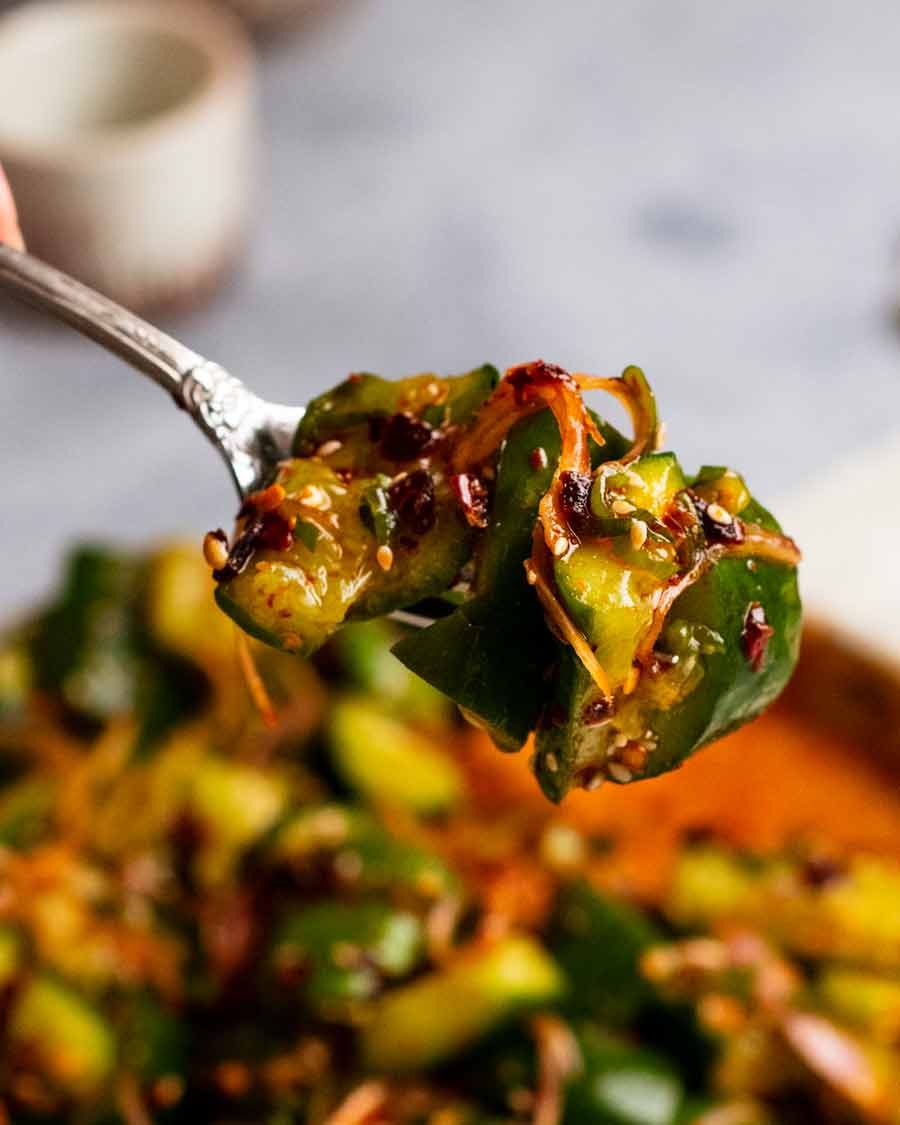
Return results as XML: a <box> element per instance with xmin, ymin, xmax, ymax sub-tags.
<box><xmin>3</xmin><ymin>0</ymin><xmax>900</xmax><ymax>618</ymax></box>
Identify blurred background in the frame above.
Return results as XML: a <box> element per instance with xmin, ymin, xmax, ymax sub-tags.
<box><xmin>3</xmin><ymin>8</ymin><xmax>900</xmax><ymax>1120</ymax></box>
<box><xmin>3</xmin><ymin>0</ymin><xmax>899</xmax><ymax>620</ymax></box>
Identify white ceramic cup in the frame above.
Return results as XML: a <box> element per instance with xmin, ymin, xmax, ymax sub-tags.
<box><xmin>0</xmin><ymin>0</ymin><xmax>256</xmax><ymax>309</ymax></box>
<box><xmin>222</xmin><ymin>0</ymin><xmax>328</xmax><ymax>34</ymax></box>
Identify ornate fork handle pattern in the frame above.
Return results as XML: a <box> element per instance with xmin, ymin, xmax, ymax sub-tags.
<box><xmin>179</xmin><ymin>361</ymin><xmax>264</xmax><ymax>493</ymax></box>
<box><xmin>0</xmin><ymin>244</ymin><xmax>291</xmax><ymax>495</ymax></box>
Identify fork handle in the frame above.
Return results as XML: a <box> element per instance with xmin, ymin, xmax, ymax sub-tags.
<box><xmin>0</xmin><ymin>243</ymin><xmax>209</xmax><ymax>393</ymax></box>
<box><xmin>0</xmin><ymin>243</ymin><xmax>262</xmax><ymax>492</ymax></box>
<box><xmin>0</xmin><ymin>243</ymin><xmax>434</xmax><ymax>627</ymax></box>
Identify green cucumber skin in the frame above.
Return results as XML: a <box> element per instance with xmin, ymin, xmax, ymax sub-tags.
<box><xmin>393</xmin><ymin>411</ymin><xmax>629</xmax><ymax>753</ymax></box>
<box><xmin>534</xmin><ymin>498</ymin><xmax>801</xmax><ymax>802</ymax></box>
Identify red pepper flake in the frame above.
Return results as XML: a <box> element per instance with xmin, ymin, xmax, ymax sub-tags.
<box><xmin>742</xmin><ymin>601</ymin><xmax>774</xmax><ymax>672</ymax></box>
<box><xmin>558</xmin><ymin>470</ymin><xmax>593</xmax><ymax>534</ymax></box>
<box><xmin>662</xmin><ymin>498</ymin><xmax>699</xmax><ymax>540</ymax></box>
<box><xmin>387</xmin><ymin>469</ymin><xmax>436</xmax><ymax>536</ymax></box>
<box><xmin>694</xmin><ymin>494</ymin><xmax>745</xmax><ymax>546</ymax></box>
<box><xmin>800</xmin><ymin>853</ymin><xmax>847</xmax><ymax>890</ymax></box>
<box><xmin>507</xmin><ymin>360</ymin><xmax>575</xmax><ymax>405</ymax></box>
<box><xmin>213</xmin><ymin>514</ymin><xmax>265</xmax><ymax>582</ymax></box>
<box><xmin>379</xmin><ymin>411</ymin><xmax>434</xmax><ymax>461</ymax></box>
<box><xmin>529</xmin><ymin>447</ymin><xmax>549</xmax><ymax>471</ymax></box>
<box><xmin>258</xmin><ymin>512</ymin><xmax>294</xmax><ymax>552</ymax></box>
<box><xmin>581</xmin><ymin>696</ymin><xmax>614</xmax><ymax>726</ymax></box>
<box><xmin>450</xmin><ymin>472</ymin><xmax>490</xmax><ymax>528</ymax></box>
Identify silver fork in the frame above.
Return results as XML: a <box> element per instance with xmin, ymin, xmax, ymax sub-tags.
<box><xmin>0</xmin><ymin>244</ymin><xmax>433</xmax><ymax>629</ymax></box>
<box><xmin>0</xmin><ymin>243</ymin><xmax>302</xmax><ymax>497</ymax></box>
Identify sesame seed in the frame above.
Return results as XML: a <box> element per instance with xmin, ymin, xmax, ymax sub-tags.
<box><xmin>707</xmin><ymin>502</ymin><xmax>732</xmax><ymax>525</ymax></box>
<box><xmin>298</xmin><ymin>484</ymin><xmax>332</xmax><ymax>511</ymax></box>
<box><xmin>316</xmin><ymin>439</ymin><xmax>342</xmax><ymax>457</ymax></box>
<box><xmin>608</xmin><ymin>762</ymin><xmax>633</xmax><ymax>783</ymax></box>
<box><xmin>612</xmin><ymin>498</ymin><xmax>636</xmax><ymax>516</ymax></box>
<box><xmin>541</xmin><ymin>824</ymin><xmax>585</xmax><ymax>868</ymax></box>
<box><xmin>202</xmin><ymin>529</ymin><xmax>230</xmax><ymax>571</ymax></box>
<box><xmin>747</xmin><ymin>559</ymin><xmax>758</xmax><ymax>572</ymax></box>
<box><xmin>630</xmin><ymin>519</ymin><xmax>648</xmax><ymax>549</ymax></box>
<box><xmin>525</xmin><ymin>563</ymin><xmax>538</xmax><ymax>586</ymax></box>
<box><xmin>544</xmin><ymin>752</ymin><xmax>559</xmax><ymax>773</ymax></box>
<box><xmin>553</xmin><ymin>536</ymin><xmax>570</xmax><ymax>558</ymax></box>
<box><xmin>613</xmin><ymin>732</ymin><xmax>629</xmax><ymax>748</ymax></box>
<box><xmin>376</xmin><ymin>545</ymin><xmax>394</xmax><ymax>571</ymax></box>
<box><xmin>583</xmin><ymin>773</ymin><xmax>605</xmax><ymax>792</ymax></box>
